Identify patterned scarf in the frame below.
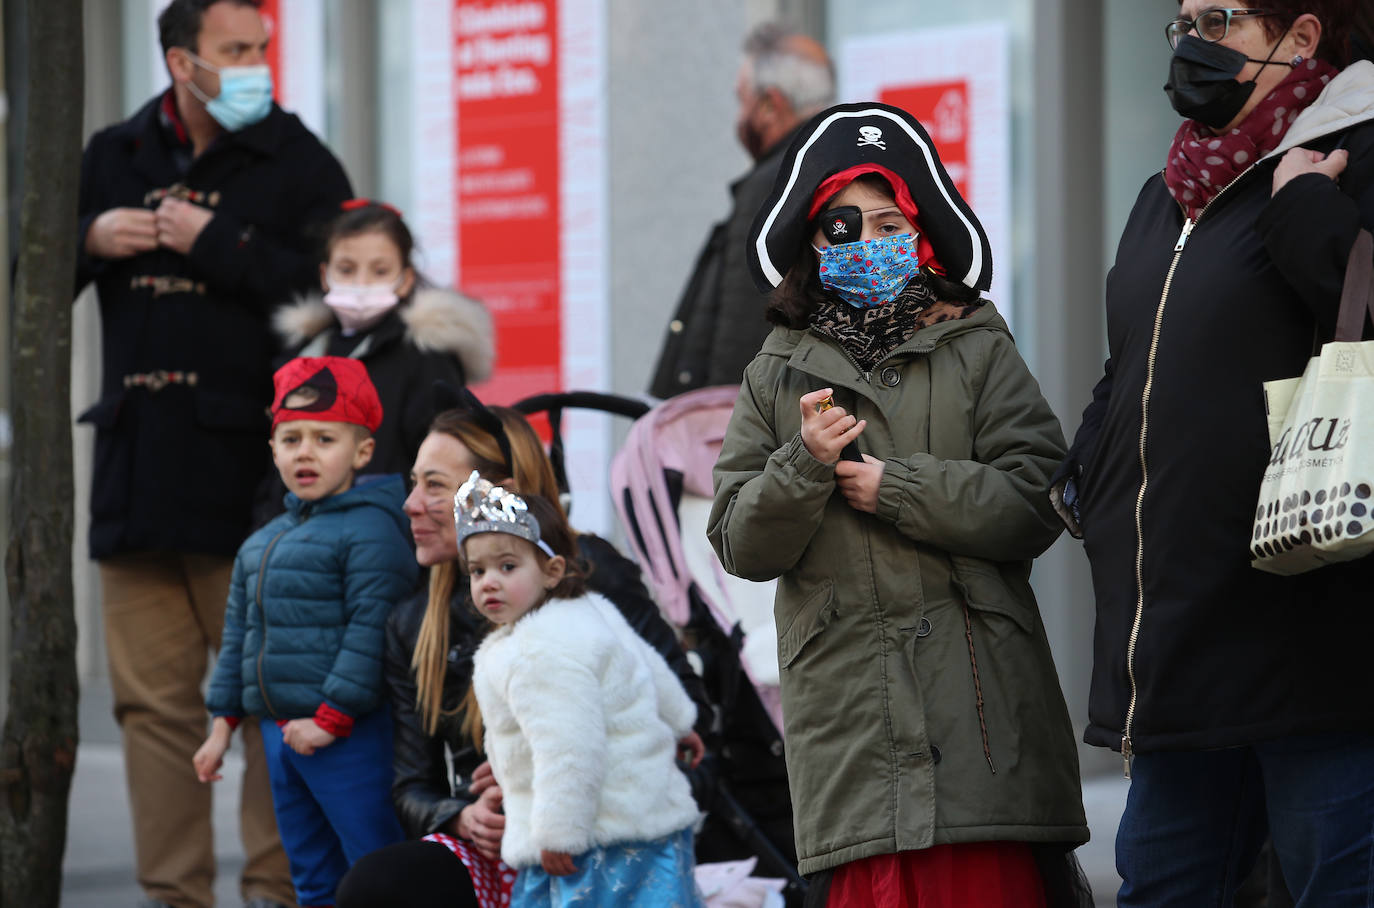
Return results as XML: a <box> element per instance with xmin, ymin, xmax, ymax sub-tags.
<box><xmin>809</xmin><ymin>274</ymin><xmax>982</xmax><ymax>372</ymax></box>
<box><xmin>1165</xmin><ymin>57</ymin><xmax>1338</xmax><ymax>220</ymax></box>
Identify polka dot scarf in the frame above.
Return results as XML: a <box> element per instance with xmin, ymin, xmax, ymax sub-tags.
<box><xmin>1165</xmin><ymin>57</ymin><xmax>1338</xmax><ymax>220</ymax></box>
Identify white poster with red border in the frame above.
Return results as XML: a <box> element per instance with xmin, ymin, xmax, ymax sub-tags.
<box><xmin>838</xmin><ymin>23</ymin><xmax>1013</xmax><ymax>332</ymax></box>
<box><xmin>411</xmin><ymin>0</ymin><xmax>611</xmax><ymax>534</ymax></box>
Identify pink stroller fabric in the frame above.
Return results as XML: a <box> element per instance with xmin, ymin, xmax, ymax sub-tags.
<box><xmin>611</xmin><ymin>386</ymin><xmax>737</xmax><ymax>626</ymax></box>
<box><xmin>610</xmin><ymin>386</ymin><xmax>783</xmax><ymax>733</ymax></box>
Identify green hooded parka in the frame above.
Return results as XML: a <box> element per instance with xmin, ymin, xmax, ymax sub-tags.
<box><xmin>709</xmin><ymin>303</ymin><xmax>1089</xmax><ymax>875</ymax></box>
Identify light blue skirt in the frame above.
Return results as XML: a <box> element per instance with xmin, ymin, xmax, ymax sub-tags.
<box><xmin>511</xmin><ymin>828</ymin><xmax>703</xmax><ymax>908</ymax></box>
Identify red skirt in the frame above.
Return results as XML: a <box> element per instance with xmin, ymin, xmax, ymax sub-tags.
<box><xmin>826</xmin><ymin>842</ymin><xmax>1046</xmax><ymax>908</ymax></box>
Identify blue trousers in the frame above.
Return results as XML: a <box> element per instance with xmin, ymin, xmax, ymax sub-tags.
<box><xmin>260</xmin><ymin>709</ymin><xmax>405</xmax><ymax>906</ymax></box>
<box><xmin>1116</xmin><ymin>733</ymin><xmax>1374</xmax><ymax>907</ymax></box>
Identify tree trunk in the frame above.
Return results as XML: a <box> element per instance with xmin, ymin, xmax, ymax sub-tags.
<box><xmin>1</xmin><ymin>0</ymin><xmax>84</xmax><ymax>904</ymax></box>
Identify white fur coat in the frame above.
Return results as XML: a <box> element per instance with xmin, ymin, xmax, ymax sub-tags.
<box><xmin>272</xmin><ymin>286</ymin><xmax>495</xmax><ymax>383</ymax></box>
<box><xmin>471</xmin><ymin>592</ymin><xmax>701</xmax><ymax>869</ymax></box>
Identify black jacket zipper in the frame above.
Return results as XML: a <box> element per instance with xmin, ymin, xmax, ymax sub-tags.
<box><xmin>1121</xmin><ymin>163</ymin><xmax>1258</xmax><ymax>777</ymax></box>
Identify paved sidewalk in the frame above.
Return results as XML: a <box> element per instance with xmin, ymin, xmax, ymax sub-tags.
<box><xmin>63</xmin><ymin>678</ymin><xmax>1130</xmax><ymax>906</ymax></box>
<box><xmin>63</xmin><ymin>679</ymin><xmax>247</xmax><ymax>907</ymax></box>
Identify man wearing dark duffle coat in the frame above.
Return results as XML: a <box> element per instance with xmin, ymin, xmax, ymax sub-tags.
<box><xmin>74</xmin><ymin>1</ymin><xmax>351</xmax><ymax>905</ymax></box>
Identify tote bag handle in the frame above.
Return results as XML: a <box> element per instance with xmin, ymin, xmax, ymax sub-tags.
<box><xmin>1335</xmin><ymin>229</ymin><xmax>1374</xmax><ymax>343</ymax></box>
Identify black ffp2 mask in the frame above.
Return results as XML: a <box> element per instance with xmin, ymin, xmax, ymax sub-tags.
<box><xmin>1164</xmin><ymin>35</ymin><xmax>1264</xmax><ymax>129</ymax></box>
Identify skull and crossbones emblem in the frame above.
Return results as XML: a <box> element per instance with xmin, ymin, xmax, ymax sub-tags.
<box><xmin>830</xmin><ymin>219</ymin><xmax>848</xmax><ymax>236</ymax></box>
<box><xmin>857</xmin><ymin>125</ymin><xmax>886</xmax><ymax>149</ymax></box>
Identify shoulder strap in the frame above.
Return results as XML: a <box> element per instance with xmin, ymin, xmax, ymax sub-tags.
<box><xmin>1335</xmin><ymin>229</ymin><xmax>1374</xmax><ymax>342</ymax></box>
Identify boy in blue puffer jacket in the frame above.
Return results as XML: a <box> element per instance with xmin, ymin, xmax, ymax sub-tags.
<box><xmin>195</xmin><ymin>356</ymin><xmax>417</xmax><ymax>907</ymax></box>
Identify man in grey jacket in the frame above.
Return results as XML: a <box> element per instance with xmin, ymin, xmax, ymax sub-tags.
<box><xmin>648</xmin><ymin>23</ymin><xmax>834</xmax><ymax>398</ymax></box>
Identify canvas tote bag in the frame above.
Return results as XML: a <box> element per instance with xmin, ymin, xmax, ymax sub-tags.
<box><xmin>1251</xmin><ymin>229</ymin><xmax>1374</xmax><ymax>575</ymax></box>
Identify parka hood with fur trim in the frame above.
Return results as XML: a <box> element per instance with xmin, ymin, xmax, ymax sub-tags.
<box><xmin>273</xmin><ymin>286</ymin><xmax>495</xmax><ymax>384</ymax></box>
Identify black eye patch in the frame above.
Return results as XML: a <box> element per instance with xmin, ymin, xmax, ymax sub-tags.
<box><xmin>818</xmin><ymin>206</ymin><xmax>863</xmax><ymax>245</ymax></box>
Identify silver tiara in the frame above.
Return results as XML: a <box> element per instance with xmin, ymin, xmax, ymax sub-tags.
<box><xmin>454</xmin><ymin>471</ymin><xmax>554</xmax><ymax>556</ymax></box>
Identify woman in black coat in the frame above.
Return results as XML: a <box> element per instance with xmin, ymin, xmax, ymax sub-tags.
<box><xmin>1053</xmin><ymin>4</ymin><xmax>1374</xmax><ymax>905</ymax></box>
<box><xmin>336</xmin><ymin>398</ymin><xmax>710</xmax><ymax>907</ymax></box>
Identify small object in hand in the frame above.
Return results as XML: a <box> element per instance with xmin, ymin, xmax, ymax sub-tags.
<box><xmin>816</xmin><ymin>395</ymin><xmax>835</xmax><ymax>414</ymax></box>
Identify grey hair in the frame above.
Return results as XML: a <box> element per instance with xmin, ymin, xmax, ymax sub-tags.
<box><xmin>742</xmin><ymin>23</ymin><xmax>836</xmax><ymax>116</ymax></box>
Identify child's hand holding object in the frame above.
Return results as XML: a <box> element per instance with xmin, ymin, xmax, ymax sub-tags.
<box><xmin>799</xmin><ymin>388</ymin><xmax>865</xmax><ymax>464</ymax></box>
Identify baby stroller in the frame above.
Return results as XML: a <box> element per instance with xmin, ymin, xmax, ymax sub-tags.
<box><xmin>514</xmin><ymin>389</ymin><xmax>804</xmax><ymax>906</ymax></box>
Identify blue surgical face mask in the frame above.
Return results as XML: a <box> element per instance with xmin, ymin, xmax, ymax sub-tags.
<box><xmin>184</xmin><ymin>52</ymin><xmax>273</xmax><ymax>132</ymax></box>
<box><xmin>813</xmin><ymin>234</ymin><xmax>922</xmax><ymax>309</ymax></box>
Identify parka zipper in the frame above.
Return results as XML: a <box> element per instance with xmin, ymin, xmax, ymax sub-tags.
<box><xmin>1121</xmin><ymin>165</ymin><xmax>1255</xmax><ymax>778</ymax></box>
<box><xmin>254</xmin><ymin>520</ymin><xmax>296</xmax><ymax>719</ymax></box>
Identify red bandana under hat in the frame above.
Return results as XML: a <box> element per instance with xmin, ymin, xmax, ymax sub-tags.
<box><xmin>808</xmin><ymin>163</ymin><xmax>946</xmax><ymax>276</ymax></box>
<box><xmin>1165</xmin><ymin>57</ymin><xmax>1338</xmax><ymax>220</ymax></box>
<box><xmin>270</xmin><ymin>356</ymin><xmax>383</xmax><ymax>433</ymax></box>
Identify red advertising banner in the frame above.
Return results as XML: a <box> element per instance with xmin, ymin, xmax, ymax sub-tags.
<box><xmin>879</xmin><ymin>80</ymin><xmax>970</xmax><ymax>200</ymax></box>
<box><xmin>454</xmin><ymin>0</ymin><xmax>561</xmax><ymax>405</ymax></box>
<box><xmin>258</xmin><ymin>0</ymin><xmax>283</xmax><ymax>97</ymax></box>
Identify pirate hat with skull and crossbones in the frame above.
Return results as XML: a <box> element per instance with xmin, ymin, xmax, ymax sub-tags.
<box><xmin>747</xmin><ymin>101</ymin><xmax>992</xmax><ymax>294</ymax></box>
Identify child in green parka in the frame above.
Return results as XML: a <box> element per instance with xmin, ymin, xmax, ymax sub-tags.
<box><xmin>708</xmin><ymin>102</ymin><xmax>1092</xmax><ymax>908</ymax></box>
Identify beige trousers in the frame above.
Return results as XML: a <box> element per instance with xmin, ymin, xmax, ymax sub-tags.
<box><xmin>100</xmin><ymin>551</ymin><xmax>297</xmax><ymax>908</ymax></box>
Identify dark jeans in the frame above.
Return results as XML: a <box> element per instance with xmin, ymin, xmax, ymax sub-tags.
<box><xmin>1117</xmin><ymin>733</ymin><xmax>1374</xmax><ymax>907</ymax></box>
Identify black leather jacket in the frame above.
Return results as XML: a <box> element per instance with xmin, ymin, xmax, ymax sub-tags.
<box><xmin>387</xmin><ymin>533</ymin><xmax>712</xmax><ymax>838</ymax></box>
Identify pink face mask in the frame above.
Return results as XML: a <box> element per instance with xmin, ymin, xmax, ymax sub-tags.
<box><xmin>323</xmin><ymin>281</ymin><xmax>401</xmax><ymax>334</ymax></box>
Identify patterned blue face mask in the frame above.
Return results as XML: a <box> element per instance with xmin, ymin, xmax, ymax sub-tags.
<box><xmin>185</xmin><ymin>53</ymin><xmax>273</xmax><ymax>132</ymax></box>
<box><xmin>814</xmin><ymin>233</ymin><xmax>922</xmax><ymax>309</ymax></box>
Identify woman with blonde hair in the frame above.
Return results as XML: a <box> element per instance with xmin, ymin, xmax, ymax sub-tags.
<box><xmin>335</xmin><ymin>389</ymin><xmax>708</xmax><ymax>908</ymax></box>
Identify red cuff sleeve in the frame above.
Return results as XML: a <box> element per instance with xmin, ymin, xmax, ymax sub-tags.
<box><xmin>313</xmin><ymin>703</ymin><xmax>354</xmax><ymax>737</ymax></box>
<box><xmin>221</xmin><ymin>715</ymin><xmax>241</xmax><ymax>732</ymax></box>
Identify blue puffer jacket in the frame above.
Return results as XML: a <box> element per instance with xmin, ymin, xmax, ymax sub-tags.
<box><xmin>208</xmin><ymin>474</ymin><xmax>418</xmax><ymax>723</ymax></box>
